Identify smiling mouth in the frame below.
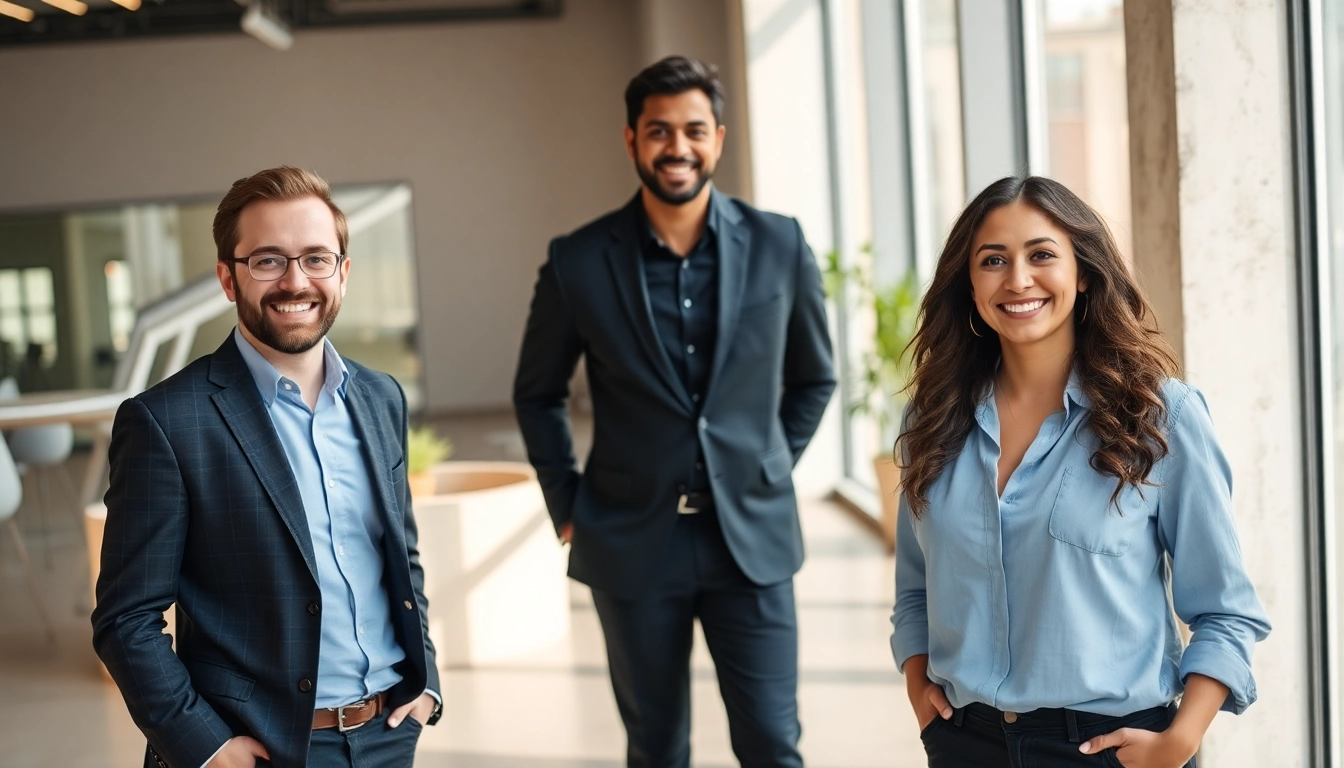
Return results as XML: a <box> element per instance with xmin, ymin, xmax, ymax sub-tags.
<box><xmin>270</xmin><ymin>301</ymin><xmax>317</xmax><ymax>315</ymax></box>
<box><xmin>1000</xmin><ymin>299</ymin><xmax>1046</xmax><ymax>315</ymax></box>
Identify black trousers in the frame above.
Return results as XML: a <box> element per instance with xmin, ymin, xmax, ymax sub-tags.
<box><xmin>921</xmin><ymin>701</ymin><xmax>1194</xmax><ymax>768</ymax></box>
<box><xmin>590</xmin><ymin>509</ymin><xmax>803</xmax><ymax>768</ymax></box>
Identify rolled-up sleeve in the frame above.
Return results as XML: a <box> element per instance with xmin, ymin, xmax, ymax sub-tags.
<box><xmin>891</xmin><ymin>487</ymin><xmax>930</xmax><ymax>672</ymax></box>
<box><xmin>891</xmin><ymin>405</ymin><xmax>930</xmax><ymax>672</ymax></box>
<box><xmin>1158</xmin><ymin>385</ymin><xmax>1272</xmax><ymax>713</ymax></box>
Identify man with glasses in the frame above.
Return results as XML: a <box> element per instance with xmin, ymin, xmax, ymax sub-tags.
<box><xmin>93</xmin><ymin>166</ymin><xmax>440</xmax><ymax>768</ymax></box>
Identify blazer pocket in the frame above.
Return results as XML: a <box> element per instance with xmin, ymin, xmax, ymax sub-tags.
<box><xmin>1047</xmin><ymin>466</ymin><xmax>1148</xmax><ymax>556</ymax></box>
<box><xmin>585</xmin><ymin>462</ymin><xmax>633</xmax><ymax>501</ymax></box>
<box><xmin>740</xmin><ymin>294</ymin><xmax>784</xmax><ymax>320</ymax></box>
<box><xmin>184</xmin><ymin>658</ymin><xmax>255</xmax><ymax>702</ymax></box>
<box><xmin>760</xmin><ymin>446</ymin><xmax>794</xmax><ymax>485</ymax></box>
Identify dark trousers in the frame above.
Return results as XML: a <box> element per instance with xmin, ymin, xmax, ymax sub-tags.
<box><xmin>295</xmin><ymin>708</ymin><xmax>423</xmax><ymax>767</ymax></box>
<box><xmin>921</xmin><ymin>701</ymin><xmax>1193</xmax><ymax>768</ymax></box>
<box><xmin>590</xmin><ymin>509</ymin><xmax>803</xmax><ymax>768</ymax></box>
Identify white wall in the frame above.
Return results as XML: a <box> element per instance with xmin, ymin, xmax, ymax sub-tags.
<box><xmin>1165</xmin><ymin>0</ymin><xmax>1312</xmax><ymax>763</ymax></box>
<box><xmin>0</xmin><ymin>0</ymin><xmax>642</xmax><ymax>412</ymax></box>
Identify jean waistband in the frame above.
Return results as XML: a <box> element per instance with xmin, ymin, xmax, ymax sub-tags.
<box><xmin>957</xmin><ymin>701</ymin><xmax>1174</xmax><ymax>743</ymax></box>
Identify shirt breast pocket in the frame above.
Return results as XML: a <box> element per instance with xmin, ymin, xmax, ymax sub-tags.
<box><xmin>1047</xmin><ymin>465</ymin><xmax>1150</xmax><ymax>556</ymax></box>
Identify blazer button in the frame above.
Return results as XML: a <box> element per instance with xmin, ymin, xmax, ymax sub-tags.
<box><xmin>299</xmin><ymin>678</ymin><xmax>313</xmax><ymax>692</ymax></box>
<box><xmin>404</xmin><ymin>600</ymin><xmax>414</xmax><ymax>610</ymax></box>
<box><xmin>308</xmin><ymin>603</ymin><xmax>320</xmax><ymax>616</ymax></box>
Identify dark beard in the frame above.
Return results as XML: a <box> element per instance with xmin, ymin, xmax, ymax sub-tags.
<box><xmin>237</xmin><ymin>288</ymin><xmax>340</xmax><ymax>355</ymax></box>
<box><xmin>636</xmin><ymin>156</ymin><xmax>713</xmax><ymax>205</ymax></box>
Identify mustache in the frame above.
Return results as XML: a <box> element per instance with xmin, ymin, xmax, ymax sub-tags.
<box><xmin>263</xmin><ymin>289</ymin><xmax>323</xmax><ymax>304</ymax></box>
<box><xmin>654</xmin><ymin>156</ymin><xmax>700</xmax><ymax>170</ymax></box>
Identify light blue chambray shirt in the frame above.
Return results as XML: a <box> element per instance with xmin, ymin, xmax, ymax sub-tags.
<box><xmin>234</xmin><ymin>328</ymin><xmax>404</xmax><ymax>708</ymax></box>
<box><xmin>891</xmin><ymin>374</ymin><xmax>1271</xmax><ymax>716</ymax></box>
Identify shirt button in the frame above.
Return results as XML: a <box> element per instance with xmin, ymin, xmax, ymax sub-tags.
<box><xmin>1003</xmin><ymin>711</ymin><xmax>1018</xmax><ymax>723</ymax></box>
<box><xmin>327</xmin><ymin>479</ymin><xmax>335</xmax><ymax>489</ymax></box>
<box><xmin>283</xmin><ymin>383</ymin><xmax>293</xmax><ymax>391</ymax></box>
<box><xmin>307</xmin><ymin>603</ymin><xmax>319</xmax><ymax>616</ymax></box>
<box><xmin>298</xmin><ymin>678</ymin><xmax>313</xmax><ymax>692</ymax></box>
<box><xmin>338</xmin><ymin>546</ymin><xmax>345</xmax><ymax>557</ymax></box>
<box><xmin>698</xmin><ymin>417</ymin><xmax>707</xmax><ymax>430</ymax></box>
<box><xmin>687</xmin><ymin>344</ymin><xmax>695</xmax><ymax>354</ymax></box>
<box><xmin>404</xmin><ymin>600</ymin><xmax>414</xmax><ymax>610</ymax></box>
<box><xmin>681</xmin><ymin>260</ymin><xmax>689</xmax><ymax>269</ymax></box>
<box><xmin>683</xmin><ymin>298</ymin><xmax>692</xmax><ymax>308</ymax></box>
<box><xmin>358</xmin><ymin>626</ymin><xmax>365</xmax><ymax>635</ymax></box>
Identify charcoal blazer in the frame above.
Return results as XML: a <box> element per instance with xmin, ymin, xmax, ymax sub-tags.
<box><xmin>91</xmin><ymin>334</ymin><xmax>438</xmax><ymax>768</ymax></box>
<box><xmin>513</xmin><ymin>191</ymin><xmax>836</xmax><ymax>599</ymax></box>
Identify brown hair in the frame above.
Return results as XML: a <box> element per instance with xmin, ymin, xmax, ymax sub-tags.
<box><xmin>212</xmin><ymin>166</ymin><xmax>348</xmax><ymax>263</ymax></box>
<box><xmin>898</xmin><ymin>176</ymin><xmax>1178</xmax><ymax>517</ymax></box>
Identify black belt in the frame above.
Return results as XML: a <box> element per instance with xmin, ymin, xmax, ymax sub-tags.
<box><xmin>677</xmin><ymin>491</ymin><xmax>714</xmax><ymax>514</ymax></box>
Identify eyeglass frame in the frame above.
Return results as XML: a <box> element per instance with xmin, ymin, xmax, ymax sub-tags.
<box><xmin>229</xmin><ymin>251</ymin><xmax>347</xmax><ymax>282</ymax></box>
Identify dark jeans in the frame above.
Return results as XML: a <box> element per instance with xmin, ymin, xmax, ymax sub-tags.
<box><xmin>300</xmin><ymin>708</ymin><xmax>423</xmax><ymax>767</ymax></box>
<box><xmin>590</xmin><ymin>509</ymin><xmax>802</xmax><ymax>768</ymax></box>
<box><xmin>921</xmin><ymin>701</ymin><xmax>1194</xmax><ymax>768</ymax></box>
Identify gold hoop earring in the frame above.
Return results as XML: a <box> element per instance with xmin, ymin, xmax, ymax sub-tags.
<box><xmin>969</xmin><ymin>309</ymin><xmax>984</xmax><ymax>338</ymax></box>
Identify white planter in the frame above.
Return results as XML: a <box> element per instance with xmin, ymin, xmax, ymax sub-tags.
<box><xmin>412</xmin><ymin>461</ymin><xmax>570</xmax><ymax>667</ymax></box>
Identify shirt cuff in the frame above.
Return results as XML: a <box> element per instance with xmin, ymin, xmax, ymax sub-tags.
<box><xmin>199</xmin><ymin>740</ymin><xmax>228</xmax><ymax>768</ymax></box>
<box><xmin>891</xmin><ymin>622</ymin><xmax>929</xmax><ymax>673</ymax></box>
<box><xmin>1179</xmin><ymin>640</ymin><xmax>1258</xmax><ymax>714</ymax></box>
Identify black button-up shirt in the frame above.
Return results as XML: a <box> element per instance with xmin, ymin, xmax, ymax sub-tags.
<box><xmin>638</xmin><ymin>199</ymin><xmax>719</xmax><ymax>494</ymax></box>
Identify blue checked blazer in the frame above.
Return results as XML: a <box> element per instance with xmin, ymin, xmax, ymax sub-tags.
<box><xmin>91</xmin><ymin>333</ymin><xmax>438</xmax><ymax>768</ymax></box>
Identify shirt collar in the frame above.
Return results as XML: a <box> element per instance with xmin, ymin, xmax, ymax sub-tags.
<box><xmin>637</xmin><ymin>188</ymin><xmax>721</xmax><ymax>250</ymax></box>
<box><xmin>1063</xmin><ymin>368</ymin><xmax>1091</xmax><ymax>416</ymax></box>
<box><xmin>233</xmin><ymin>326</ymin><xmax>349</xmax><ymax>406</ymax></box>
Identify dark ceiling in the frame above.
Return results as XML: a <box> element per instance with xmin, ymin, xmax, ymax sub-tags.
<box><xmin>0</xmin><ymin>0</ymin><xmax>561</xmax><ymax>47</ymax></box>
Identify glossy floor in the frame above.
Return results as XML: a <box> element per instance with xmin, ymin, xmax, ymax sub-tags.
<box><xmin>0</xmin><ymin>413</ymin><xmax>922</xmax><ymax>767</ymax></box>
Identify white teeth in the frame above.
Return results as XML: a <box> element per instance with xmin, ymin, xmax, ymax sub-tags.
<box><xmin>1003</xmin><ymin>299</ymin><xmax>1045</xmax><ymax>313</ymax></box>
<box><xmin>273</xmin><ymin>302</ymin><xmax>314</xmax><ymax>313</ymax></box>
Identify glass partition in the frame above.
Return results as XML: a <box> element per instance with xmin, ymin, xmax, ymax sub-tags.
<box><xmin>0</xmin><ymin>183</ymin><xmax>424</xmax><ymax>409</ymax></box>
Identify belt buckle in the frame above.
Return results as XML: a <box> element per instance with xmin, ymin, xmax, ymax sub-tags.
<box><xmin>677</xmin><ymin>494</ymin><xmax>694</xmax><ymax>514</ymax></box>
<box><xmin>336</xmin><ymin>701</ymin><xmax>368</xmax><ymax>733</ymax></box>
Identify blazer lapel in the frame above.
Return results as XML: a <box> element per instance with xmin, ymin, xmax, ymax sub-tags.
<box><xmin>208</xmin><ymin>335</ymin><xmax>319</xmax><ymax>581</ymax></box>
<box><xmin>709</xmin><ymin>193</ymin><xmax>750</xmax><ymax>392</ymax></box>
<box><xmin>343</xmin><ymin>372</ymin><xmax>407</xmax><ymax>552</ymax></box>
<box><xmin>606</xmin><ymin>195</ymin><xmax>693</xmax><ymax>411</ymax></box>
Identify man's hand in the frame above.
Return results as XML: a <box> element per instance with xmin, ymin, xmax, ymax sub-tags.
<box><xmin>559</xmin><ymin>522</ymin><xmax>573</xmax><ymax>544</ymax></box>
<box><xmin>388</xmin><ymin>692</ymin><xmax>437</xmax><ymax>728</ymax></box>
<box><xmin>206</xmin><ymin>736</ymin><xmax>270</xmax><ymax>767</ymax></box>
<box><xmin>1079</xmin><ymin>727</ymin><xmax>1197</xmax><ymax>767</ymax></box>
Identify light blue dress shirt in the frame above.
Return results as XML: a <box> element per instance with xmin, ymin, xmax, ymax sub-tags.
<box><xmin>234</xmin><ymin>329</ymin><xmax>404</xmax><ymax>708</ymax></box>
<box><xmin>891</xmin><ymin>374</ymin><xmax>1270</xmax><ymax>716</ymax></box>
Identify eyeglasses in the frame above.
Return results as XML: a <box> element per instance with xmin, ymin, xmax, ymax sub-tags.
<box><xmin>231</xmin><ymin>251</ymin><xmax>344</xmax><ymax>281</ymax></box>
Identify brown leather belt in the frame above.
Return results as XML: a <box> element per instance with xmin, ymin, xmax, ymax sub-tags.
<box><xmin>312</xmin><ymin>691</ymin><xmax>388</xmax><ymax>732</ymax></box>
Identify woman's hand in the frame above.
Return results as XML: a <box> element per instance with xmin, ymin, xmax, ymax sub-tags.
<box><xmin>1079</xmin><ymin>673</ymin><xmax>1229</xmax><ymax>768</ymax></box>
<box><xmin>1079</xmin><ymin>728</ymin><xmax>1197</xmax><ymax>768</ymax></box>
<box><xmin>903</xmin><ymin>654</ymin><xmax>953</xmax><ymax>730</ymax></box>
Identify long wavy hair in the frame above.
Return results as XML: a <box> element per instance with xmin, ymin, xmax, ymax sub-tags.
<box><xmin>898</xmin><ymin>176</ymin><xmax>1178</xmax><ymax>517</ymax></box>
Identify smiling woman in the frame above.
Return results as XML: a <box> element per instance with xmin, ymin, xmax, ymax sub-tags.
<box><xmin>890</xmin><ymin>176</ymin><xmax>1271</xmax><ymax>768</ymax></box>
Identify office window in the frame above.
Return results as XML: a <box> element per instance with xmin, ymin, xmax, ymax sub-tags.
<box><xmin>1039</xmin><ymin>0</ymin><xmax>1132</xmax><ymax>259</ymax></box>
<box><xmin>0</xmin><ymin>267</ymin><xmax>58</xmax><ymax>370</ymax></box>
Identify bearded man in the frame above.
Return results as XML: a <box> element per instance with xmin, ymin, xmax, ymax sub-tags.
<box><xmin>93</xmin><ymin>166</ymin><xmax>440</xmax><ymax>768</ymax></box>
<box><xmin>513</xmin><ymin>56</ymin><xmax>835</xmax><ymax>767</ymax></box>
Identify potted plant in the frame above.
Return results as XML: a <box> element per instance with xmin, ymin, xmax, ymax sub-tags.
<box><xmin>823</xmin><ymin>247</ymin><xmax>921</xmax><ymax>549</ymax></box>
<box><xmin>406</xmin><ymin>425</ymin><xmax>452</xmax><ymax>498</ymax></box>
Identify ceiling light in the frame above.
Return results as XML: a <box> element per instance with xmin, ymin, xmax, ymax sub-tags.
<box><xmin>241</xmin><ymin>2</ymin><xmax>293</xmax><ymax>50</ymax></box>
<box><xmin>109</xmin><ymin>0</ymin><xmax>142</xmax><ymax>9</ymax></box>
<box><xmin>0</xmin><ymin>0</ymin><xmax>33</xmax><ymax>21</ymax></box>
<box><xmin>40</xmin><ymin>0</ymin><xmax>88</xmax><ymax>14</ymax></box>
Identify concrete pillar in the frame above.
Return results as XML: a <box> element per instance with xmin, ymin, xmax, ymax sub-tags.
<box><xmin>1125</xmin><ymin>0</ymin><xmax>1311</xmax><ymax>764</ymax></box>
